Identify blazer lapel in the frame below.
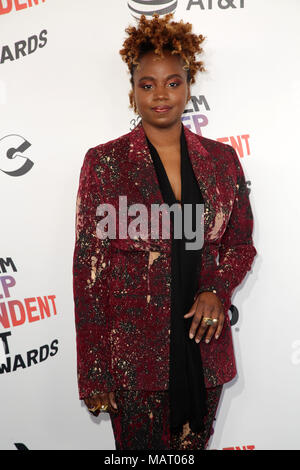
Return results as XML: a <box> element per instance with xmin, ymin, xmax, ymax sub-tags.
<box><xmin>128</xmin><ymin>120</ymin><xmax>165</xmax><ymax>208</ymax></box>
<box><xmin>128</xmin><ymin>120</ymin><xmax>218</xmax><ymax>241</ymax></box>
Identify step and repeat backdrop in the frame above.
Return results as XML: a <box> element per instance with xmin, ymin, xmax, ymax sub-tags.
<box><xmin>1</xmin><ymin>0</ymin><xmax>300</xmax><ymax>450</ymax></box>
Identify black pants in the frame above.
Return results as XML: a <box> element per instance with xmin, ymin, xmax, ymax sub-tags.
<box><xmin>109</xmin><ymin>385</ymin><xmax>223</xmax><ymax>450</ymax></box>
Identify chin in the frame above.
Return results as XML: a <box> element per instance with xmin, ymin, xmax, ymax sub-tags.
<box><xmin>142</xmin><ymin>112</ymin><xmax>182</xmax><ymax>126</ymax></box>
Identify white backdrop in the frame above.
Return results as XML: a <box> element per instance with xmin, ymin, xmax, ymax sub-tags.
<box><xmin>1</xmin><ymin>0</ymin><xmax>300</xmax><ymax>450</ymax></box>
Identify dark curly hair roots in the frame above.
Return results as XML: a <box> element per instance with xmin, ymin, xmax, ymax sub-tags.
<box><xmin>119</xmin><ymin>12</ymin><xmax>206</xmax><ymax>114</ymax></box>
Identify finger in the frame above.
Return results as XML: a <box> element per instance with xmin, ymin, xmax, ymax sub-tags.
<box><xmin>194</xmin><ymin>317</ymin><xmax>210</xmax><ymax>343</ymax></box>
<box><xmin>184</xmin><ymin>297</ymin><xmax>199</xmax><ymax>319</ymax></box>
<box><xmin>189</xmin><ymin>310</ymin><xmax>204</xmax><ymax>339</ymax></box>
<box><xmin>188</xmin><ymin>297</ymin><xmax>205</xmax><ymax>337</ymax></box>
<box><xmin>202</xmin><ymin>309</ymin><xmax>220</xmax><ymax>343</ymax></box>
<box><xmin>84</xmin><ymin>398</ymin><xmax>92</xmax><ymax>408</ymax></box>
<box><xmin>85</xmin><ymin>396</ymin><xmax>99</xmax><ymax>409</ymax></box>
<box><xmin>88</xmin><ymin>393</ymin><xmax>107</xmax><ymax>412</ymax></box>
<box><xmin>194</xmin><ymin>306</ymin><xmax>215</xmax><ymax>343</ymax></box>
<box><xmin>203</xmin><ymin>322</ymin><xmax>218</xmax><ymax>343</ymax></box>
<box><xmin>99</xmin><ymin>392</ymin><xmax>117</xmax><ymax>414</ymax></box>
<box><xmin>203</xmin><ymin>311</ymin><xmax>224</xmax><ymax>343</ymax></box>
<box><xmin>184</xmin><ymin>309</ymin><xmax>195</xmax><ymax>319</ymax></box>
<box><xmin>215</xmin><ymin>312</ymin><xmax>225</xmax><ymax>340</ymax></box>
<box><xmin>109</xmin><ymin>391</ymin><xmax>118</xmax><ymax>411</ymax></box>
<box><xmin>97</xmin><ymin>394</ymin><xmax>110</xmax><ymax>412</ymax></box>
<box><xmin>85</xmin><ymin>398</ymin><xmax>100</xmax><ymax>416</ymax></box>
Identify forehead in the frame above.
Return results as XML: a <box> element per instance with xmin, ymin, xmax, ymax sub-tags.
<box><xmin>135</xmin><ymin>49</ymin><xmax>185</xmax><ymax>73</ymax></box>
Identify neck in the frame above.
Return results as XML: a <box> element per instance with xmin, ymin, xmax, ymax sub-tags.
<box><xmin>141</xmin><ymin>119</ymin><xmax>182</xmax><ymax>149</ymax></box>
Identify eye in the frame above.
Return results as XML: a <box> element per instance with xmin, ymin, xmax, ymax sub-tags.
<box><xmin>141</xmin><ymin>84</ymin><xmax>152</xmax><ymax>90</ymax></box>
<box><xmin>168</xmin><ymin>81</ymin><xmax>181</xmax><ymax>87</ymax></box>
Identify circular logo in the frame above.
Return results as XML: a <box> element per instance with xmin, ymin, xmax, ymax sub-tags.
<box><xmin>128</xmin><ymin>0</ymin><xmax>177</xmax><ymax>20</ymax></box>
<box><xmin>228</xmin><ymin>304</ymin><xmax>239</xmax><ymax>327</ymax></box>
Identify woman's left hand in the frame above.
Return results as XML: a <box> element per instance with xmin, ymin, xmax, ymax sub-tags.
<box><xmin>184</xmin><ymin>291</ymin><xmax>225</xmax><ymax>343</ymax></box>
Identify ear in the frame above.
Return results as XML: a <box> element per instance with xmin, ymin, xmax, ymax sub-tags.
<box><xmin>186</xmin><ymin>83</ymin><xmax>191</xmax><ymax>103</ymax></box>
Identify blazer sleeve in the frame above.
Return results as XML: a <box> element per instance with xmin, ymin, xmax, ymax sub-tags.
<box><xmin>72</xmin><ymin>147</ymin><xmax>114</xmax><ymax>400</ymax></box>
<box><xmin>194</xmin><ymin>145</ymin><xmax>257</xmax><ymax>314</ymax></box>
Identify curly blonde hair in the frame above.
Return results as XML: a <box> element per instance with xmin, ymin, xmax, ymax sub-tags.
<box><xmin>119</xmin><ymin>12</ymin><xmax>206</xmax><ymax>113</ymax></box>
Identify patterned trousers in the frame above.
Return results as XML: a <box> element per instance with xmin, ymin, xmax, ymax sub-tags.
<box><xmin>109</xmin><ymin>385</ymin><xmax>223</xmax><ymax>450</ymax></box>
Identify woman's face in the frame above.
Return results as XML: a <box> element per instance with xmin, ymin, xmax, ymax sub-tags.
<box><xmin>132</xmin><ymin>49</ymin><xmax>190</xmax><ymax>128</ymax></box>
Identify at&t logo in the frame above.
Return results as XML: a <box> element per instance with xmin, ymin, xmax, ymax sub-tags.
<box><xmin>128</xmin><ymin>0</ymin><xmax>177</xmax><ymax>19</ymax></box>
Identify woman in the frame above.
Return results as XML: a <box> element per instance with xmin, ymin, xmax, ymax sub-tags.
<box><xmin>72</xmin><ymin>13</ymin><xmax>257</xmax><ymax>450</ymax></box>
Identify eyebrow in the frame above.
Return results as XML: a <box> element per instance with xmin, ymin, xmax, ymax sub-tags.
<box><xmin>138</xmin><ymin>73</ymin><xmax>183</xmax><ymax>82</ymax></box>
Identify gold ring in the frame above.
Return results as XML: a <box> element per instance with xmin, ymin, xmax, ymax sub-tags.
<box><xmin>203</xmin><ymin>317</ymin><xmax>218</xmax><ymax>326</ymax></box>
<box><xmin>88</xmin><ymin>406</ymin><xmax>99</xmax><ymax>412</ymax></box>
<box><xmin>100</xmin><ymin>404</ymin><xmax>108</xmax><ymax>411</ymax></box>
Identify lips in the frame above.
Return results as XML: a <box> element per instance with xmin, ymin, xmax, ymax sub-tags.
<box><xmin>152</xmin><ymin>106</ymin><xmax>171</xmax><ymax>113</ymax></box>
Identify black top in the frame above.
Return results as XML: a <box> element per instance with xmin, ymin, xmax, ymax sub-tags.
<box><xmin>146</xmin><ymin>123</ymin><xmax>208</xmax><ymax>434</ymax></box>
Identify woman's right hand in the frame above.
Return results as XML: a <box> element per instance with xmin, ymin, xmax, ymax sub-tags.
<box><xmin>84</xmin><ymin>391</ymin><xmax>118</xmax><ymax>416</ymax></box>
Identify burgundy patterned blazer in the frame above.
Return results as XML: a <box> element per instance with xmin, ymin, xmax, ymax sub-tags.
<box><xmin>72</xmin><ymin>119</ymin><xmax>257</xmax><ymax>400</ymax></box>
